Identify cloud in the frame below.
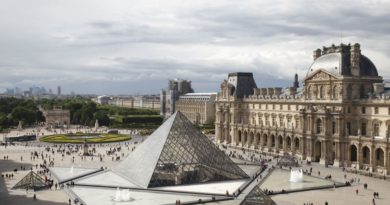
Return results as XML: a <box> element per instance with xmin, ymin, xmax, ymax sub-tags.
<box><xmin>0</xmin><ymin>0</ymin><xmax>389</xmax><ymax>94</ymax></box>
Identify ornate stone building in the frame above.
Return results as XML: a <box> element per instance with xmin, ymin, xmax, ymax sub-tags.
<box><xmin>216</xmin><ymin>43</ymin><xmax>390</xmax><ymax>175</ymax></box>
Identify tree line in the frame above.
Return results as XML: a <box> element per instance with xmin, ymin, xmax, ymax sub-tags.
<box><xmin>0</xmin><ymin>97</ymin><xmax>161</xmax><ymax>131</ymax></box>
<box><xmin>0</xmin><ymin>98</ymin><xmax>44</xmax><ymax>131</ymax></box>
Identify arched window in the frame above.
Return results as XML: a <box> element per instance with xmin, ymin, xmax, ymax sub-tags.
<box><xmin>360</xmin><ymin>84</ymin><xmax>365</xmax><ymax>99</ymax></box>
<box><xmin>332</xmin><ymin>85</ymin><xmax>337</xmax><ymax>99</ymax></box>
<box><xmin>361</xmin><ymin>122</ymin><xmax>367</xmax><ymax>136</ymax></box>
<box><xmin>319</xmin><ymin>86</ymin><xmax>325</xmax><ymax>99</ymax></box>
<box><xmin>316</xmin><ymin>119</ymin><xmax>322</xmax><ymax>134</ymax></box>
<box><xmin>332</xmin><ymin>121</ymin><xmax>336</xmax><ymax>134</ymax></box>
<box><xmin>347</xmin><ymin>84</ymin><xmax>352</xmax><ymax>99</ymax></box>
<box><xmin>374</xmin><ymin>123</ymin><xmax>380</xmax><ymax>136</ymax></box>
<box><xmin>307</xmin><ymin>86</ymin><xmax>312</xmax><ymax>99</ymax></box>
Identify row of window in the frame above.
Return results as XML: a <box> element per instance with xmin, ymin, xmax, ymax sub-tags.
<box><xmin>317</xmin><ymin>120</ymin><xmax>385</xmax><ymax>137</ymax></box>
<box><xmin>359</xmin><ymin>106</ymin><xmax>390</xmax><ymax>115</ymax></box>
<box><xmin>245</xmin><ymin>103</ymin><xmax>300</xmax><ymax>111</ymax></box>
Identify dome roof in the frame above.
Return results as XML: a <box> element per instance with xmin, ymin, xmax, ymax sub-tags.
<box><xmin>306</xmin><ymin>46</ymin><xmax>378</xmax><ymax>77</ymax></box>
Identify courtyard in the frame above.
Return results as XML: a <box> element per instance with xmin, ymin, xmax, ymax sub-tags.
<box><xmin>0</xmin><ymin>126</ymin><xmax>389</xmax><ymax>205</ymax></box>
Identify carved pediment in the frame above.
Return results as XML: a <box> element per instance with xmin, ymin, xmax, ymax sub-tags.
<box><xmin>306</xmin><ymin>70</ymin><xmax>338</xmax><ymax>81</ymax></box>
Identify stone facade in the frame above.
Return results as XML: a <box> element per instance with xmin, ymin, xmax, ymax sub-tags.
<box><xmin>216</xmin><ymin>43</ymin><xmax>390</xmax><ymax>175</ymax></box>
<box><xmin>43</xmin><ymin>106</ymin><xmax>70</xmax><ymax>128</ymax></box>
<box><xmin>175</xmin><ymin>93</ymin><xmax>217</xmax><ymax>124</ymax></box>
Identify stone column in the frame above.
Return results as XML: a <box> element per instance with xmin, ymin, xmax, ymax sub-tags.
<box><xmin>291</xmin><ymin>136</ymin><xmax>296</xmax><ymax>155</ymax></box>
<box><xmin>306</xmin><ymin>138</ymin><xmax>313</xmax><ymax>161</ymax></box>
<box><xmin>320</xmin><ymin>140</ymin><xmax>326</xmax><ymax>165</ymax></box>
<box><xmin>275</xmin><ymin>135</ymin><xmax>280</xmax><ymax>151</ymax></box>
<box><xmin>216</xmin><ymin>109</ymin><xmax>222</xmax><ymax>143</ymax></box>
<box><xmin>254</xmin><ymin>133</ymin><xmax>259</xmax><ymax>146</ymax></box>
<box><xmin>357</xmin><ymin>143</ymin><xmax>362</xmax><ymax>170</ymax></box>
<box><xmin>267</xmin><ymin>134</ymin><xmax>272</xmax><ymax>151</ymax></box>
<box><xmin>223</xmin><ymin>110</ymin><xmax>230</xmax><ymax>143</ymax></box>
<box><xmin>300</xmin><ymin>137</ymin><xmax>305</xmax><ymax>160</ymax></box>
<box><xmin>216</xmin><ymin>124</ymin><xmax>222</xmax><ymax>143</ymax></box>
<box><xmin>370</xmin><ymin>144</ymin><xmax>375</xmax><ymax>172</ymax></box>
<box><xmin>383</xmin><ymin>149</ymin><xmax>388</xmax><ymax>175</ymax></box>
<box><xmin>333</xmin><ymin>141</ymin><xmax>341</xmax><ymax>167</ymax></box>
<box><xmin>259</xmin><ymin>133</ymin><xmax>264</xmax><ymax>149</ymax></box>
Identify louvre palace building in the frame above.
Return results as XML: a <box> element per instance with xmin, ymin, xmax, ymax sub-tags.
<box><xmin>215</xmin><ymin>43</ymin><xmax>390</xmax><ymax>175</ymax></box>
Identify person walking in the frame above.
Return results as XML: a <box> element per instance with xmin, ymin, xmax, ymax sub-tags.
<box><xmin>356</xmin><ymin>189</ymin><xmax>359</xmax><ymax>195</ymax></box>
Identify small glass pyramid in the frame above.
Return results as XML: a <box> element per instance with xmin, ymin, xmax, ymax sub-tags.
<box><xmin>12</xmin><ymin>171</ymin><xmax>48</xmax><ymax>191</ymax></box>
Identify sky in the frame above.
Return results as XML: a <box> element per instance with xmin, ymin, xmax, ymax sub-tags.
<box><xmin>0</xmin><ymin>0</ymin><xmax>390</xmax><ymax>95</ymax></box>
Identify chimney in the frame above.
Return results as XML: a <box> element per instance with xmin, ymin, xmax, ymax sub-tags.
<box><xmin>350</xmin><ymin>43</ymin><xmax>361</xmax><ymax>76</ymax></box>
<box><xmin>313</xmin><ymin>49</ymin><xmax>321</xmax><ymax>60</ymax></box>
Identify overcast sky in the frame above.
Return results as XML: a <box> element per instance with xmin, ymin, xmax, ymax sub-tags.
<box><xmin>1</xmin><ymin>0</ymin><xmax>389</xmax><ymax>95</ymax></box>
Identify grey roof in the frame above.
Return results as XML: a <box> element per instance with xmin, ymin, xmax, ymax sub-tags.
<box><xmin>228</xmin><ymin>72</ymin><xmax>257</xmax><ymax>98</ymax></box>
<box><xmin>307</xmin><ymin>52</ymin><xmax>378</xmax><ymax>77</ymax></box>
<box><xmin>114</xmin><ymin>111</ymin><xmax>249</xmax><ymax>189</ymax></box>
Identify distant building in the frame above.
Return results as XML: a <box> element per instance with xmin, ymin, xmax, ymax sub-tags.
<box><xmin>160</xmin><ymin>79</ymin><xmax>194</xmax><ymax>117</ymax></box>
<box><xmin>42</xmin><ymin>106</ymin><xmax>70</xmax><ymax>128</ymax></box>
<box><xmin>111</xmin><ymin>95</ymin><xmax>160</xmax><ymax>109</ymax></box>
<box><xmin>216</xmin><ymin>43</ymin><xmax>390</xmax><ymax>175</ymax></box>
<box><xmin>57</xmin><ymin>86</ymin><xmax>61</xmax><ymax>96</ymax></box>
<box><xmin>175</xmin><ymin>93</ymin><xmax>217</xmax><ymax>124</ymax></box>
<box><xmin>168</xmin><ymin>79</ymin><xmax>194</xmax><ymax>94</ymax></box>
<box><xmin>96</xmin><ymin>95</ymin><xmax>111</xmax><ymax>105</ymax></box>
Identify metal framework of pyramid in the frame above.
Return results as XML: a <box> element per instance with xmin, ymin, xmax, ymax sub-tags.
<box><xmin>12</xmin><ymin>171</ymin><xmax>48</xmax><ymax>191</ymax></box>
<box><xmin>114</xmin><ymin>112</ymin><xmax>249</xmax><ymax>188</ymax></box>
<box><xmin>240</xmin><ymin>185</ymin><xmax>276</xmax><ymax>205</ymax></box>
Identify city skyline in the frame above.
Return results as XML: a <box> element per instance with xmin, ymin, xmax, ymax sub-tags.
<box><xmin>1</xmin><ymin>0</ymin><xmax>390</xmax><ymax>94</ymax></box>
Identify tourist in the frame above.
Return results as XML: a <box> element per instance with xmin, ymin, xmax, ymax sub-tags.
<box><xmin>356</xmin><ymin>189</ymin><xmax>359</xmax><ymax>195</ymax></box>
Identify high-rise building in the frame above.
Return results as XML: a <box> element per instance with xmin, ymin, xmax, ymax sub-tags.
<box><xmin>168</xmin><ymin>79</ymin><xmax>194</xmax><ymax>95</ymax></box>
<box><xmin>57</xmin><ymin>86</ymin><xmax>61</xmax><ymax>96</ymax></box>
<box><xmin>161</xmin><ymin>79</ymin><xmax>194</xmax><ymax>117</ymax></box>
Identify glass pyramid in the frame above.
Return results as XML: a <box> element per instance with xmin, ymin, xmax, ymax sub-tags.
<box><xmin>114</xmin><ymin>112</ymin><xmax>249</xmax><ymax>188</ymax></box>
<box><xmin>12</xmin><ymin>171</ymin><xmax>48</xmax><ymax>191</ymax></box>
<box><xmin>240</xmin><ymin>185</ymin><xmax>276</xmax><ymax>205</ymax></box>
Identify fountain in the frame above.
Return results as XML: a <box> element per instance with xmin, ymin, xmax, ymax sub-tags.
<box><xmin>113</xmin><ymin>187</ymin><xmax>132</xmax><ymax>202</ymax></box>
<box><xmin>289</xmin><ymin>169</ymin><xmax>303</xmax><ymax>183</ymax></box>
<box><xmin>70</xmin><ymin>165</ymin><xmax>74</xmax><ymax>175</ymax></box>
<box><xmin>114</xmin><ymin>187</ymin><xmax>121</xmax><ymax>201</ymax></box>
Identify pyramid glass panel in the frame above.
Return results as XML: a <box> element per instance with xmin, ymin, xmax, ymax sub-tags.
<box><xmin>148</xmin><ymin>112</ymin><xmax>248</xmax><ymax>187</ymax></box>
<box><xmin>241</xmin><ymin>185</ymin><xmax>276</xmax><ymax>205</ymax></box>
